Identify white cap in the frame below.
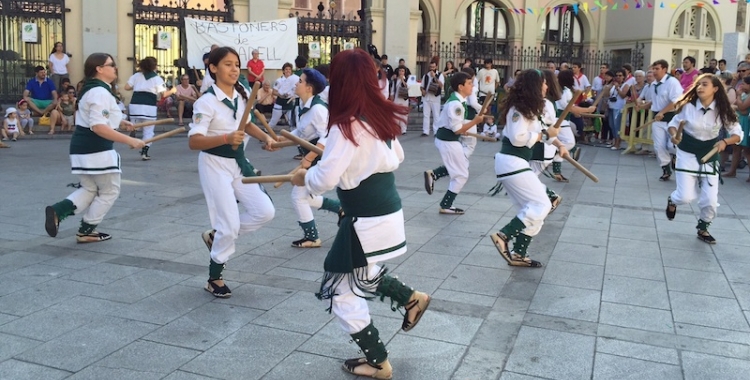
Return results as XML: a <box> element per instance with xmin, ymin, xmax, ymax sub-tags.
<box><xmin>5</xmin><ymin>107</ymin><xmax>17</xmax><ymax>116</ymax></box>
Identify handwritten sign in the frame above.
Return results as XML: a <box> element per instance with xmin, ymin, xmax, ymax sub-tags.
<box><xmin>184</xmin><ymin>17</ymin><xmax>298</xmax><ymax>70</ymax></box>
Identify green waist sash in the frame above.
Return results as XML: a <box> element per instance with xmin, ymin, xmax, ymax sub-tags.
<box><xmin>678</xmin><ymin>131</ymin><xmax>719</xmax><ymax>164</ymax></box>
<box><xmin>130</xmin><ymin>91</ymin><xmax>157</xmax><ymax>105</ymax></box>
<box><xmin>555</xmin><ymin>108</ymin><xmax>571</xmax><ymax>121</ymax></box>
<box><xmin>203</xmin><ymin>142</ymin><xmax>257</xmax><ymax>177</ymax></box>
<box><xmin>531</xmin><ymin>142</ymin><xmax>547</xmax><ymax>161</ymax></box>
<box><xmin>275</xmin><ymin>96</ymin><xmax>295</xmax><ymax>110</ymax></box>
<box><xmin>436</xmin><ymin>127</ymin><xmax>460</xmax><ymax>141</ymax></box>
<box><xmin>500</xmin><ymin>137</ymin><xmax>532</xmax><ymax>162</ymax></box>
<box><xmin>70</xmin><ymin>126</ymin><xmax>114</xmax><ymax>154</ymax></box>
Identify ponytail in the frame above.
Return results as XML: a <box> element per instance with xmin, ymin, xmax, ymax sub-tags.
<box><xmin>234</xmin><ymin>81</ymin><xmax>248</xmax><ymax>101</ymax></box>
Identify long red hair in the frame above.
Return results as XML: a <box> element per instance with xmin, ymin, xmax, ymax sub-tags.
<box><xmin>328</xmin><ymin>49</ymin><xmax>409</xmax><ymax>144</ymax></box>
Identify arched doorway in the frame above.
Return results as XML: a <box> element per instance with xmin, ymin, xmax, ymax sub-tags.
<box><xmin>460</xmin><ymin>0</ymin><xmax>509</xmax><ymax>61</ymax></box>
<box><xmin>540</xmin><ymin>5</ymin><xmax>583</xmax><ymax>61</ymax></box>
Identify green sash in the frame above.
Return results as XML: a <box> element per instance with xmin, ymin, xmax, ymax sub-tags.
<box><xmin>70</xmin><ymin>79</ymin><xmax>116</xmax><ymax>155</ymax></box>
<box><xmin>436</xmin><ymin>94</ymin><xmax>467</xmax><ymax>142</ymax></box>
<box><xmin>500</xmin><ymin>137</ymin><xmax>533</xmax><ymax>161</ymax></box>
<box><xmin>131</xmin><ymin>91</ymin><xmax>157</xmax><ymax>105</ymax></box>
<box><xmin>201</xmin><ymin>87</ymin><xmax>256</xmax><ymax>177</ymax></box>
<box><xmin>678</xmin><ymin>131</ymin><xmax>720</xmax><ymax>165</ymax></box>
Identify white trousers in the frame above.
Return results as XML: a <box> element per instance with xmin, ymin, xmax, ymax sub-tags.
<box><xmin>131</xmin><ymin>117</ymin><xmax>154</xmax><ymax>147</ymax></box>
<box><xmin>198</xmin><ymin>153</ymin><xmax>275</xmax><ymax>264</ymax></box>
<box><xmin>652</xmin><ymin>121</ymin><xmax>676</xmax><ymax>167</ymax></box>
<box><xmin>496</xmin><ymin>168</ymin><xmax>551</xmax><ymax>237</ymax></box>
<box><xmin>269</xmin><ymin>105</ymin><xmax>293</xmax><ymax>128</ymax></box>
<box><xmin>291</xmin><ymin>185</ymin><xmax>324</xmax><ymax>223</ymax></box>
<box><xmin>331</xmin><ymin>264</ymin><xmax>382</xmax><ymax>334</ymax></box>
<box><xmin>394</xmin><ymin>98</ymin><xmax>409</xmax><ymax>134</ymax></box>
<box><xmin>67</xmin><ymin>173</ymin><xmax>121</xmax><ymax>225</ymax></box>
<box><xmin>460</xmin><ymin>124</ymin><xmax>478</xmax><ymax>158</ymax></box>
<box><xmin>435</xmin><ymin>139</ymin><xmax>469</xmax><ymax>194</ymax></box>
<box><xmin>422</xmin><ymin>99</ymin><xmax>440</xmax><ymax>134</ymax></box>
<box><xmin>670</xmin><ymin>172</ymin><xmax>719</xmax><ymax>223</ymax></box>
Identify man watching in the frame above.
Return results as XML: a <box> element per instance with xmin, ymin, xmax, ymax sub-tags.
<box><xmin>23</xmin><ymin>65</ymin><xmax>60</xmax><ymax>134</ymax></box>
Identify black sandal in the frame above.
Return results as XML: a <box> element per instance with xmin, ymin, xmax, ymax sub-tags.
<box><xmin>205</xmin><ymin>279</ymin><xmax>232</xmax><ymax>298</ymax></box>
<box><xmin>76</xmin><ymin>231</ymin><xmax>111</xmax><ymax>244</ymax></box>
<box><xmin>402</xmin><ymin>291</ymin><xmax>430</xmax><ymax>332</ymax></box>
<box><xmin>666</xmin><ymin>197</ymin><xmax>676</xmax><ymax>220</ymax></box>
<box><xmin>342</xmin><ymin>358</ymin><xmax>392</xmax><ymax>380</ymax></box>
<box><xmin>491</xmin><ymin>232</ymin><xmax>513</xmax><ymax>265</ymax></box>
<box><xmin>509</xmin><ymin>252</ymin><xmax>543</xmax><ymax>267</ymax></box>
<box><xmin>697</xmin><ymin>230</ymin><xmax>716</xmax><ymax>245</ymax></box>
<box><xmin>553</xmin><ymin>173</ymin><xmax>569</xmax><ymax>183</ymax></box>
<box><xmin>45</xmin><ymin>206</ymin><xmax>59</xmax><ymax>237</ymax></box>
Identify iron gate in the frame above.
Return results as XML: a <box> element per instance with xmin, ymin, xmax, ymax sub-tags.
<box><xmin>293</xmin><ymin>1</ymin><xmax>371</xmax><ymax>68</ymax></box>
<box><xmin>0</xmin><ymin>0</ymin><xmax>66</xmax><ymax>103</ymax></box>
<box><xmin>130</xmin><ymin>0</ymin><xmax>234</xmax><ymax>86</ymax></box>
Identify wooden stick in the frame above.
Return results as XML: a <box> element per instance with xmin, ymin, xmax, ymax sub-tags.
<box><xmin>701</xmin><ymin>147</ymin><xmax>719</xmax><ymax>164</ymax></box>
<box><xmin>551</xmin><ymin>90</ymin><xmax>583</xmax><ymax>130</ymax></box>
<box><xmin>479</xmin><ymin>93</ymin><xmax>494</xmax><ymax>116</ymax></box>
<box><xmin>633</xmin><ymin>119</ymin><xmax>655</xmax><ymax>133</ymax></box>
<box><xmin>142</xmin><ymin>127</ymin><xmax>186</xmax><ymax>144</ymax></box>
<box><xmin>466</xmin><ymin>132</ymin><xmax>497</xmax><ymax>142</ymax></box>
<box><xmin>242</xmin><ymin>174</ymin><xmax>293</xmax><ymax>184</ymax></box>
<box><xmin>275</xmin><ymin>166</ymin><xmax>302</xmax><ymax>188</ymax></box>
<box><xmin>253</xmin><ymin>109</ymin><xmax>279</xmax><ymax>140</ymax></box>
<box><xmin>562</xmin><ymin>153</ymin><xmax>599</xmax><ymax>183</ymax></box>
<box><xmin>280</xmin><ymin>129</ymin><xmax>323</xmax><ymax>155</ymax></box>
<box><xmin>590</xmin><ymin>85</ymin><xmax>610</xmax><ymax>109</ymax></box>
<box><xmin>232</xmin><ymin>81</ymin><xmax>262</xmax><ymax>150</ymax></box>
<box><xmin>675</xmin><ymin>120</ymin><xmax>686</xmax><ymax>141</ymax></box>
<box><xmin>580</xmin><ymin>113</ymin><xmax>604</xmax><ymax>118</ymax></box>
<box><xmin>269</xmin><ymin>140</ymin><xmax>298</xmax><ymax>149</ymax></box>
<box><xmin>131</xmin><ymin>118</ymin><xmax>175</xmax><ymax>129</ymax></box>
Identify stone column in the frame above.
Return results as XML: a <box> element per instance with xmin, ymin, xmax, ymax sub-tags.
<box><xmin>383</xmin><ymin>0</ymin><xmax>416</xmax><ymax>63</ymax></box>
<box><xmin>723</xmin><ymin>32</ymin><xmax>747</xmax><ymax>71</ymax></box>
<box><xmin>438</xmin><ymin>0</ymin><xmax>453</xmax><ymax>46</ymax></box>
<box><xmin>81</xmin><ymin>0</ymin><xmax>119</xmax><ymax>58</ymax></box>
<box><xmin>520</xmin><ymin>0</ymin><xmax>540</xmax><ymax>48</ymax></box>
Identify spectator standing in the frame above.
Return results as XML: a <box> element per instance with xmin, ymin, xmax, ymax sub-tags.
<box><xmin>48</xmin><ymin>42</ymin><xmax>70</xmax><ymax>92</ymax></box>
<box><xmin>390</xmin><ymin>66</ymin><xmax>410</xmax><ymax>135</ymax></box>
<box><xmin>398</xmin><ymin>58</ymin><xmax>412</xmax><ymax>77</ymax></box>
<box><xmin>717</xmin><ymin>59</ymin><xmax>731</xmax><ymax>75</ymax></box>
<box><xmin>420</xmin><ymin>59</ymin><xmax>444</xmax><ymax>136</ymax></box>
<box><xmin>381</xmin><ymin>54</ymin><xmax>394</xmax><ymax>80</ymax></box>
<box><xmin>23</xmin><ymin>66</ymin><xmax>60</xmax><ymax>134</ymax></box>
<box><xmin>680</xmin><ymin>56</ymin><xmax>700</xmax><ymax>92</ymax></box>
<box><xmin>477</xmin><ymin>59</ymin><xmax>499</xmax><ymax>106</ymax></box>
<box><xmin>16</xmin><ymin>99</ymin><xmax>34</xmax><ymax>135</ymax></box>
<box><xmin>503</xmin><ymin>69</ymin><xmax>522</xmax><ymax>92</ymax></box>
<box><xmin>571</xmin><ymin>62</ymin><xmax>591</xmax><ymax>139</ymax></box>
<box><xmin>175</xmin><ymin>74</ymin><xmax>199</xmax><ymax>126</ymax></box>
<box><xmin>245</xmin><ymin>49</ymin><xmax>265</xmax><ymax>88</ymax></box>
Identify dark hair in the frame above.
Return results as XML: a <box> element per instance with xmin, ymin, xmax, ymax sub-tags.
<box><xmin>719</xmin><ymin>59</ymin><xmax>727</xmax><ymax>65</ymax></box>
<box><xmin>683</xmin><ymin>56</ymin><xmax>696</xmax><ymax>66</ymax></box>
<box><xmin>547</xmin><ymin>60</ymin><xmax>556</xmax><ymax>66</ymax></box>
<box><xmin>282</xmin><ymin>62</ymin><xmax>293</xmax><ymax>71</ymax></box>
<box><xmin>464</xmin><ymin>58</ymin><xmax>472</xmax><ymax>63</ymax></box>
<box><xmin>138</xmin><ymin>57</ymin><xmax>157</xmax><ymax>73</ymax></box>
<box><xmin>444</xmin><ymin>60</ymin><xmax>455</xmax><ymax>71</ymax></box>
<box><xmin>399</xmin><ymin>58</ymin><xmax>405</xmax><ymax>63</ymax></box>
<box><xmin>675</xmin><ymin>74</ymin><xmax>737</xmax><ymax>127</ymax></box>
<box><xmin>604</xmin><ymin>70</ymin><xmax>615</xmax><ymax>78</ymax></box>
<box><xmin>295</xmin><ymin>55</ymin><xmax>307</xmax><ymax>69</ymax></box>
<box><xmin>652</xmin><ymin>59</ymin><xmax>669</xmax><ymax>70</ymax></box>
<box><xmin>499</xmin><ymin>69</ymin><xmax>545</xmax><ymax>122</ymax></box>
<box><xmin>314</xmin><ymin>64</ymin><xmax>330</xmax><ymax>79</ymax></box>
<box><xmin>542</xmin><ymin>69</ymin><xmax>561</xmax><ymax>102</ymax></box>
<box><xmin>83</xmin><ymin>53</ymin><xmax>114</xmax><ymax>79</ymax></box>
<box><xmin>381</xmin><ymin>54</ymin><xmax>388</xmax><ymax>60</ymax></box>
<box><xmin>514</xmin><ymin>69</ymin><xmax>522</xmax><ymax>75</ymax></box>
<box><xmin>61</xmin><ymin>77</ymin><xmax>71</xmax><ymax>85</ymax></box>
<box><xmin>208</xmin><ymin>47</ymin><xmax>248</xmax><ymax>101</ymax></box>
<box><xmin>572</xmin><ymin>62</ymin><xmax>582</xmax><ymax>69</ymax></box>
<box><xmin>461</xmin><ymin>67</ymin><xmax>475</xmax><ymax>77</ymax></box>
<box><xmin>622</xmin><ymin>64</ymin><xmax>633</xmax><ymax>73</ymax></box>
<box><xmin>484</xmin><ymin>59</ymin><xmax>492</xmax><ymax>65</ymax></box>
<box><xmin>700</xmin><ymin>67</ymin><xmax>715</xmax><ymax>74</ymax></box>
<box><xmin>449</xmin><ymin>72</ymin><xmax>471</xmax><ymax>92</ymax></box>
<box><xmin>600</xmin><ymin>63</ymin><xmax>610</xmax><ymax>69</ymax></box>
<box><xmin>742</xmin><ymin>76</ymin><xmax>750</xmax><ymax>85</ymax></box>
<box><xmin>396</xmin><ymin>65</ymin><xmax>407</xmax><ymax>75</ymax></box>
<box><xmin>558</xmin><ymin>69</ymin><xmax>575</xmax><ymax>89</ymax></box>
<box><xmin>50</xmin><ymin>41</ymin><xmax>63</xmax><ymax>55</ymax></box>
<box><xmin>615</xmin><ymin>69</ymin><xmax>626</xmax><ymax>78</ymax></box>
<box><xmin>328</xmin><ymin>49</ymin><xmax>409</xmax><ymax>144</ymax></box>
<box><xmin>34</xmin><ymin>65</ymin><xmax>46</xmax><ymax>73</ymax></box>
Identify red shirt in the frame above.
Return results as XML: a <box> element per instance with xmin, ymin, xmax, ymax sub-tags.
<box><xmin>679</xmin><ymin>69</ymin><xmax>699</xmax><ymax>93</ymax></box>
<box><xmin>246</xmin><ymin>58</ymin><xmax>265</xmax><ymax>83</ymax></box>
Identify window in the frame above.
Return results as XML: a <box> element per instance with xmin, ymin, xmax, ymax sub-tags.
<box><xmin>672</xmin><ymin>6</ymin><xmax>717</xmax><ymax>40</ymax></box>
<box><xmin>540</xmin><ymin>6</ymin><xmax>584</xmax><ymax>57</ymax></box>
<box><xmin>459</xmin><ymin>1</ymin><xmax>509</xmax><ymax>57</ymax></box>
<box><xmin>294</xmin><ymin>0</ymin><xmax>309</xmax><ymax>9</ymax></box>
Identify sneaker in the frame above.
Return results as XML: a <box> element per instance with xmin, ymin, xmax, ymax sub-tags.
<box><xmin>439</xmin><ymin>207</ymin><xmax>465</xmax><ymax>215</ymax></box>
<box><xmin>76</xmin><ymin>231</ymin><xmax>112</xmax><ymax>243</ymax></box>
<box><xmin>205</xmin><ymin>279</ymin><xmax>232</xmax><ymax>298</ymax></box>
<box><xmin>141</xmin><ymin>147</ymin><xmax>151</xmax><ymax>161</ymax></box>
<box><xmin>291</xmin><ymin>238</ymin><xmax>322</xmax><ymax>248</ymax></box>
<box><xmin>202</xmin><ymin>229</ymin><xmax>215</xmax><ymax>252</ymax></box>
<box><xmin>423</xmin><ymin>170</ymin><xmax>435</xmax><ymax>195</ymax></box>
<box><xmin>44</xmin><ymin>206</ymin><xmax>59</xmax><ymax>237</ymax></box>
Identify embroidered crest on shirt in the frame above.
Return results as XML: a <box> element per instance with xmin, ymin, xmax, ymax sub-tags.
<box><xmin>512</xmin><ymin>112</ymin><xmax>520</xmax><ymax>122</ymax></box>
<box><xmin>455</xmin><ymin>106</ymin><xmax>463</xmax><ymax>116</ymax></box>
<box><xmin>195</xmin><ymin>113</ymin><xmax>202</xmax><ymax>124</ymax></box>
<box><xmin>102</xmin><ymin>109</ymin><xmax>109</xmax><ymax>117</ymax></box>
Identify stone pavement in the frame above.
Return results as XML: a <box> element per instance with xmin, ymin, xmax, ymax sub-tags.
<box><xmin>1</xmin><ymin>130</ymin><xmax>750</xmax><ymax>380</ymax></box>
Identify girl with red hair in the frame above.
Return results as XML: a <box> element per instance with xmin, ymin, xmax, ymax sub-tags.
<box><xmin>291</xmin><ymin>48</ymin><xmax>431</xmax><ymax>380</ymax></box>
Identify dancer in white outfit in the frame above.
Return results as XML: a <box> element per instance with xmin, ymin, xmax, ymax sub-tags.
<box><xmin>490</xmin><ymin>69</ymin><xmax>568</xmax><ymax>268</ymax></box>
<box><xmin>554</xmin><ymin>70</ymin><xmax>595</xmax><ymax>182</ymax></box>
<box><xmin>188</xmin><ymin>47</ymin><xmax>277</xmax><ymax>298</ymax></box>
<box><xmin>291</xmin><ymin>48</ymin><xmax>430</xmax><ymax>380</ymax></box>
<box><xmin>125</xmin><ymin>57</ymin><xmax>175</xmax><ymax>160</ymax></box>
<box><xmin>665</xmin><ymin>74</ymin><xmax>743</xmax><ymax>244</ymax></box>
<box><xmin>459</xmin><ymin>67</ymin><xmax>483</xmax><ymax>158</ymax></box>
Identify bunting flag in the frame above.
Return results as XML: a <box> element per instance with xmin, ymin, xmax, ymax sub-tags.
<box><xmin>476</xmin><ymin>0</ymin><xmax>741</xmax><ymax>15</ymax></box>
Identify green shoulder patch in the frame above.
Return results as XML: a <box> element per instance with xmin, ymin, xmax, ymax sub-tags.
<box><xmin>455</xmin><ymin>106</ymin><xmax>463</xmax><ymax>116</ymax></box>
<box><xmin>512</xmin><ymin>112</ymin><xmax>520</xmax><ymax>123</ymax></box>
<box><xmin>194</xmin><ymin>113</ymin><xmax>203</xmax><ymax>124</ymax></box>
<box><xmin>102</xmin><ymin>109</ymin><xmax>109</xmax><ymax>118</ymax></box>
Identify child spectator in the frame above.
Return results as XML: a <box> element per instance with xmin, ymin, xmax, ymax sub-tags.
<box><xmin>17</xmin><ymin>99</ymin><xmax>34</xmax><ymax>135</ymax></box>
<box><xmin>57</xmin><ymin>92</ymin><xmax>75</xmax><ymax>130</ymax></box>
<box><xmin>480</xmin><ymin>115</ymin><xmax>500</xmax><ymax>139</ymax></box>
<box><xmin>2</xmin><ymin>107</ymin><xmax>22</xmax><ymax>141</ymax></box>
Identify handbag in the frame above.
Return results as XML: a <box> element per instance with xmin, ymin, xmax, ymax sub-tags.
<box><xmin>38</xmin><ymin>113</ymin><xmax>51</xmax><ymax>126</ymax></box>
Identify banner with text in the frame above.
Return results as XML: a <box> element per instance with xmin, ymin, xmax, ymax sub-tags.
<box><xmin>184</xmin><ymin>17</ymin><xmax>298</xmax><ymax>70</ymax></box>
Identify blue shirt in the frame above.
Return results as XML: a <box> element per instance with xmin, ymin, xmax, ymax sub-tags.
<box><xmin>26</xmin><ymin>77</ymin><xmax>56</xmax><ymax>100</ymax></box>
